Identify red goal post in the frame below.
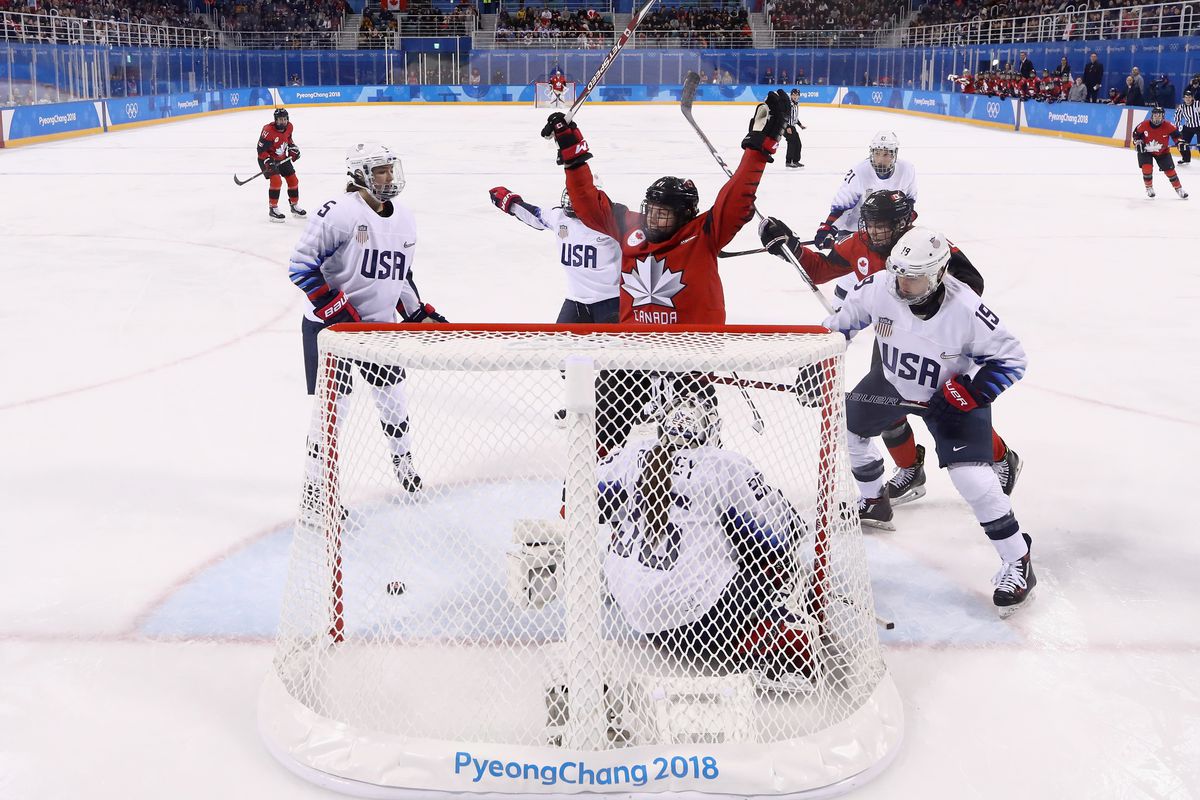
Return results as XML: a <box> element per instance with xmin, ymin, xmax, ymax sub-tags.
<box><xmin>260</xmin><ymin>323</ymin><xmax>902</xmax><ymax>799</ymax></box>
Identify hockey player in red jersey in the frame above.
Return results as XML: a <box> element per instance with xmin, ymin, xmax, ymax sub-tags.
<box><xmin>541</xmin><ymin>89</ymin><xmax>792</xmax><ymax>326</ymax></box>
<box><xmin>257</xmin><ymin>108</ymin><xmax>306</xmax><ymax>222</ymax></box>
<box><xmin>1133</xmin><ymin>106</ymin><xmax>1188</xmax><ymax>199</ymax></box>
<box><xmin>757</xmin><ymin>191</ymin><xmax>1021</xmax><ymax>512</ymax></box>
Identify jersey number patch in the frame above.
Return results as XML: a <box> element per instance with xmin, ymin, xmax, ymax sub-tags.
<box><xmin>359</xmin><ymin>249</ymin><xmax>408</xmax><ymax>280</ymax></box>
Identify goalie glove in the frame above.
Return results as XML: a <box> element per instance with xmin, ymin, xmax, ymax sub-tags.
<box><xmin>489</xmin><ymin>186</ymin><xmax>522</xmax><ymax>214</ymax></box>
<box><xmin>540</xmin><ymin>112</ymin><xmax>592</xmax><ymax>169</ymax></box>
<box><xmin>404</xmin><ymin>303</ymin><xmax>448</xmax><ymax>323</ymax></box>
<box><xmin>308</xmin><ymin>284</ymin><xmax>361</xmax><ymax>325</ymax></box>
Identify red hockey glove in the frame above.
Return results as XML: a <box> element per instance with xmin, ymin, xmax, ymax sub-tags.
<box><xmin>405</xmin><ymin>303</ymin><xmax>448</xmax><ymax>323</ymax></box>
<box><xmin>287</xmin><ymin>144</ymin><xmax>301</xmax><ymax>162</ymax></box>
<box><xmin>926</xmin><ymin>375</ymin><xmax>982</xmax><ymax>422</ymax></box>
<box><xmin>308</xmin><ymin>284</ymin><xmax>361</xmax><ymax>325</ymax></box>
<box><xmin>489</xmin><ymin>186</ymin><xmax>522</xmax><ymax>214</ymax></box>
<box><xmin>540</xmin><ymin>112</ymin><xmax>592</xmax><ymax>169</ymax></box>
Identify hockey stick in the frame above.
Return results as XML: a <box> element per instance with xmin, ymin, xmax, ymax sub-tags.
<box><xmin>729</xmin><ymin>370</ymin><xmax>765</xmax><ymax>434</ymax></box>
<box><xmin>563</xmin><ymin>0</ymin><xmax>659</xmax><ymax>124</ymax></box>
<box><xmin>679</xmin><ymin>72</ymin><xmax>834</xmax><ymax>316</ymax></box>
<box><xmin>233</xmin><ymin>156</ymin><xmax>292</xmax><ymax>186</ymax></box>
<box><xmin>718</xmin><ymin>239</ymin><xmax>815</xmax><ymax>259</ymax></box>
<box><xmin>707</xmin><ymin>373</ymin><xmax>926</xmax><ymax>411</ymax></box>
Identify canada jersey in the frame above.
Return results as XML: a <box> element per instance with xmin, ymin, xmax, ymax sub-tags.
<box><xmin>823</xmin><ymin>274</ymin><xmax>1026</xmax><ymax>402</ymax></box>
<box><xmin>509</xmin><ymin>202</ymin><xmax>620</xmax><ymax>304</ymax></box>
<box><xmin>257</xmin><ymin>122</ymin><xmax>295</xmax><ymax>165</ymax></box>
<box><xmin>599</xmin><ymin>438</ymin><xmax>796</xmax><ymax>634</ymax></box>
<box><xmin>828</xmin><ymin>158</ymin><xmax>918</xmax><ymax>231</ymax></box>
<box><xmin>1134</xmin><ymin>120</ymin><xmax>1179</xmax><ymax>155</ymax></box>
<box><xmin>288</xmin><ymin>192</ymin><xmax>421</xmax><ymax>323</ymax></box>
<box><xmin>566</xmin><ymin>150</ymin><xmax>768</xmax><ymax>326</ymax></box>
<box><xmin>550</xmin><ymin>74</ymin><xmax>567</xmax><ymax>92</ymax></box>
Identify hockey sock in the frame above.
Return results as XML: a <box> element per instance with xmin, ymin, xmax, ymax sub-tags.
<box><xmin>269</xmin><ymin>177</ymin><xmax>282</xmax><ymax>206</ymax></box>
<box><xmin>947</xmin><ymin>464</ymin><xmax>1024</xmax><ymax>558</ymax></box>
<box><xmin>991</xmin><ymin>430</ymin><xmax>1007</xmax><ymax>461</ymax></box>
<box><xmin>992</xmin><ymin>529</ymin><xmax>1029</xmax><ymax>563</ymax></box>
<box><xmin>286</xmin><ymin>174</ymin><xmax>300</xmax><ymax>204</ymax></box>
<box><xmin>1165</xmin><ymin>168</ymin><xmax>1182</xmax><ymax>189</ymax></box>
<box><xmin>371</xmin><ymin>383</ymin><xmax>412</xmax><ymax>459</ymax></box>
<box><xmin>848</xmin><ymin>433</ymin><xmax>886</xmax><ymax>499</ymax></box>
<box><xmin>882</xmin><ymin>421</ymin><xmax>917</xmax><ymax>469</ymax></box>
<box><xmin>305</xmin><ymin>394</ymin><xmax>351</xmax><ymax>483</ymax></box>
<box><xmin>1141</xmin><ymin>163</ymin><xmax>1154</xmax><ymax>186</ymax></box>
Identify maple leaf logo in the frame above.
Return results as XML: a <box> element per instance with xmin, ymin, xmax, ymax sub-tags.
<box><xmin>625</xmin><ymin>254</ymin><xmax>686</xmax><ymax>308</ymax></box>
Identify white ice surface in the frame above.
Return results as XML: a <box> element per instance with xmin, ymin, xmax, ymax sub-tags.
<box><xmin>1</xmin><ymin>103</ymin><xmax>1198</xmax><ymax>799</ymax></box>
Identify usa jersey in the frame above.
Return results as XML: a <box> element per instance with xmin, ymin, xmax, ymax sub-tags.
<box><xmin>288</xmin><ymin>192</ymin><xmax>422</xmax><ymax>323</ymax></box>
<box><xmin>599</xmin><ymin>438</ymin><xmax>798</xmax><ymax>634</ymax></box>
<box><xmin>828</xmin><ymin>158</ymin><xmax>919</xmax><ymax>232</ymax></box>
<box><xmin>509</xmin><ymin>202</ymin><xmax>621</xmax><ymax>304</ymax></box>
<box><xmin>823</xmin><ymin>273</ymin><xmax>1027</xmax><ymax>402</ymax></box>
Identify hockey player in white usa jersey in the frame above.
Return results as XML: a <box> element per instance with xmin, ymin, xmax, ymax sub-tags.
<box><xmin>288</xmin><ymin>142</ymin><xmax>447</xmax><ymax>503</ymax></box>
<box><xmin>823</xmin><ymin>227</ymin><xmax>1035</xmax><ymax>617</ymax></box>
<box><xmin>598</xmin><ymin>391</ymin><xmax>817</xmax><ymax>686</ymax></box>
<box><xmin>814</xmin><ymin>131</ymin><xmax>918</xmax><ymax>260</ymax></box>
<box><xmin>487</xmin><ymin>185</ymin><xmax>621</xmax><ymax>324</ymax></box>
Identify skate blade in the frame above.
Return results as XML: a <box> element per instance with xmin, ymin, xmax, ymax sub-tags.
<box><xmin>748</xmin><ymin>669</ymin><xmax>818</xmax><ymax>695</ymax></box>
<box><xmin>860</xmin><ymin>518</ymin><xmax>896</xmax><ymax>532</ymax></box>
<box><xmin>269</xmin><ymin>217</ymin><xmax>286</xmax><ymax>223</ymax></box>
<box><xmin>889</xmin><ymin>485</ymin><xmax>926</xmax><ymax>507</ymax></box>
<box><xmin>996</xmin><ymin>587</ymin><xmax>1035</xmax><ymax>619</ymax></box>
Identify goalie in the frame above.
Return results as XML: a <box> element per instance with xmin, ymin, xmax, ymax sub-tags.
<box><xmin>598</xmin><ymin>390</ymin><xmax>816</xmax><ymax>685</ymax></box>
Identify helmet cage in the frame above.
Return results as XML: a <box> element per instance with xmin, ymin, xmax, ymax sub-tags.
<box><xmin>346</xmin><ymin>143</ymin><xmax>405</xmax><ymax>202</ymax></box>
<box><xmin>886</xmin><ymin>229</ymin><xmax>951</xmax><ymax>306</ymax></box>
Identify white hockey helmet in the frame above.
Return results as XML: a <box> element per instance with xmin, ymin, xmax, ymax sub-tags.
<box><xmin>658</xmin><ymin>394</ymin><xmax>721</xmax><ymax>450</ymax></box>
<box><xmin>560</xmin><ymin>175</ymin><xmax>600</xmax><ymax>218</ymax></box>
<box><xmin>868</xmin><ymin>130</ymin><xmax>899</xmax><ymax>179</ymax></box>
<box><xmin>886</xmin><ymin>227</ymin><xmax>951</xmax><ymax>305</ymax></box>
<box><xmin>346</xmin><ymin>142</ymin><xmax>405</xmax><ymax>201</ymax></box>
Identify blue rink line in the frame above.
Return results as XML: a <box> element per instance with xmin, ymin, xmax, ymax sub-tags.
<box><xmin>139</xmin><ymin>498</ymin><xmax>1019</xmax><ymax>648</ymax></box>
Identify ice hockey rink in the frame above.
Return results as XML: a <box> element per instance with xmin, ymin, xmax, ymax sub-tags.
<box><xmin>2</xmin><ymin>100</ymin><xmax>1198</xmax><ymax>799</ymax></box>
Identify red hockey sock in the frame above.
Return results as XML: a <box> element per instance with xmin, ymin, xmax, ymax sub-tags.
<box><xmin>886</xmin><ymin>434</ymin><xmax>918</xmax><ymax>469</ymax></box>
<box><xmin>1166</xmin><ymin>169</ymin><xmax>1181</xmax><ymax>188</ymax></box>
<box><xmin>992</xmin><ymin>430</ymin><xmax>1007</xmax><ymax>461</ymax></box>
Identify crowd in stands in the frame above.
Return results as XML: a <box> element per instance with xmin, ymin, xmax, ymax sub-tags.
<box><xmin>359</xmin><ymin>0</ymin><xmax>476</xmax><ymax>47</ymax></box>
<box><xmin>0</xmin><ymin>0</ymin><xmax>209</xmax><ymax>42</ymax></box>
<box><xmin>214</xmin><ymin>0</ymin><xmax>345</xmax><ymax>35</ymax></box>
<box><xmin>766</xmin><ymin>0</ymin><xmax>899</xmax><ymax>33</ymax></box>
<box><xmin>911</xmin><ymin>0</ymin><xmax>1198</xmax><ymax>39</ymax></box>
<box><xmin>494</xmin><ymin>5</ymin><xmax>613</xmax><ymax>46</ymax></box>
<box><xmin>634</xmin><ymin>5</ymin><xmax>751</xmax><ymax>48</ymax></box>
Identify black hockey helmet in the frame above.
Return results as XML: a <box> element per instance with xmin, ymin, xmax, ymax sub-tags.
<box><xmin>642</xmin><ymin>176</ymin><xmax>699</xmax><ymax>243</ymax></box>
<box><xmin>1149</xmin><ymin>105</ymin><xmax>1165</xmax><ymax>125</ymax></box>
<box><xmin>859</xmin><ymin>190</ymin><xmax>915</xmax><ymax>254</ymax></box>
<box><xmin>273</xmin><ymin>107</ymin><xmax>290</xmax><ymax>130</ymax></box>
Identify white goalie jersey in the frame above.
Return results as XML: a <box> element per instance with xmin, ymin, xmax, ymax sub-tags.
<box><xmin>288</xmin><ymin>191</ymin><xmax>423</xmax><ymax>323</ymax></box>
<box><xmin>509</xmin><ymin>202</ymin><xmax>621</xmax><ymax>305</ymax></box>
<box><xmin>598</xmin><ymin>437</ymin><xmax>802</xmax><ymax>635</ymax></box>
<box><xmin>828</xmin><ymin>158</ymin><xmax>919</xmax><ymax>232</ymax></box>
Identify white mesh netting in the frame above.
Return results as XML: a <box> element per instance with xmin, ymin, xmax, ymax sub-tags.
<box><xmin>534</xmin><ymin>81</ymin><xmax>577</xmax><ymax>108</ymax></box>
<box><xmin>259</xmin><ymin>325</ymin><xmax>902</xmax><ymax>798</ymax></box>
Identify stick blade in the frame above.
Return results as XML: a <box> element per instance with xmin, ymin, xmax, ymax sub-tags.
<box><xmin>681</xmin><ymin>71</ymin><xmax>701</xmax><ymax>110</ymax></box>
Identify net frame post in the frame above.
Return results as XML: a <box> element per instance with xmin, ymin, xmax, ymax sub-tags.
<box><xmin>320</xmin><ymin>349</ymin><xmax>346</xmax><ymax>644</ymax></box>
<box><xmin>561</xmin><ymin>355</ymin><xmax>605</xmax><ymax>750</ymax></box>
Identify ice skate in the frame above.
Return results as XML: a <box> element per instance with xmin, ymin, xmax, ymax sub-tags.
<box><xmin>1177</xmin><ymin>187</ymin><xmax>1189</xmax><ymax>199</ymax></box>
<box><xmin>299</xmin><ymin>479</ymin><xmax>348</xmax><ymax>528</ymax></box>
<box><xmin>269</xmin><ymin>206</ymin><xmax>286</xmax><ymax>222</ymax></box>
<box><xmin>886</xmin><ymin>444</ymin><xmax>927</xmax><ymax>506</ymax></box>
<box><xmin>1145</xmin><ymin>186</ymin><xmax>1156</xmax><ymax>198</ymax></box>
<box><xmin>858</xmin><ymin>491</ymin><xmax>895</xmax><ymax>531</ymax></box>
<box><xmin>393</xmin><ymin>452</ymin><xmax>423</xmax><ymax>493</ymax></box>
<box><xmin>553</xmin><ymin>408</ymin><xmax>567</xmax><ymax>428</ymax></box>
<box><xmin>993</xmin><ymin>447</ymin><xmax>1022</xmax><ymax>496</ymax></box>
<box><xmin>290</xmin><ymin>203</ymin><xmax>308</xmax><ymax>217</ymax></box>
<box><xmin>993</xmin><ymin>533</ymin><xmax>1037</xmax><ymax>618</ymax></box>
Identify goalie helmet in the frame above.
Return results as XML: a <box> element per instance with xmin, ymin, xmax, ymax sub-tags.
<box><xmin>658</xmin><ymin>394</ymin><xmax>721</xmax><ymax>450</ymax></box>
<box><xmin>346</xmin><ymin>142</ymin><xmax>405</xmax><ymax>202</ymax></box>
<box><xmin>859</xmin><ymin>190</ymin><xmax>914</xmax><ymax>254</ymax></box>
<box><xmin>642</xmin><ymin>176</ymin><xmax>700</xmax><ymax>243</ymax></box>
<box><xmin>273</xmin><ymin>107</ymin><xmax>289</xmax><ymax>131</ymax></box>
<box><xmin>886</xmin><ymin>227</ymin><xmax>951</xmax><ymax>306</ymax></box>
<box><xmin>868</xmin><ymin>131</ymin><xmax>899</xmax><ymax>179</ymax></box>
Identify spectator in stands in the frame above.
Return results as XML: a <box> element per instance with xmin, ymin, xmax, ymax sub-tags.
<box><xmin>795</xmin><ymin>67</ymin><xmax>808</xmax><ymax>85</ymax></box>
<box><xmin>779</xmin><ymin>68</ymin><xmax>790</xmax><ymax>84</ymax></box>
<box><xmin>1108</xmin><ymin>87</ymin><xmax>1125</xmax><ymax>105</ymax></box>
<box><xmin>1150</xmin><ymin>75</ymin><xmax>1176</xmax><ymax>108</ymax></box>
<box><xmin>288</xmin><ymin>74</ymin><xmax>302</xmax><ymax>86</ymax></box>
<box><xmin>763</xmin><ymin>67</ymin><xmax>776</xmax><ymax>84</ymax></box>
<box><xmin>1083</xmin><ymin>53</ymin><xmax>1103</xmax><ymax>103</ymax></box>
<box><xmin>1018</xmin><ymin>51</ymin><xmax>1034</xmax><ymax>79</ymax></box>
<box><xmin>469</xmin><ymin>67</ymin><xmax>481</xmax><ymax>86</ymax></box>
<box><xmin>1052</xmin><ymin>57</ymin><xmax>1071</xmax><ymax>80</ymax></box>
<box><xmin>1125</xmin><ymin>75</ymin><xmax>1145</xmax><ymax>106</ymax></box>
<box><xmin>1068</xmin><ymin>77</ymin><xmax>1087</xmax><ymax>102</ymax></box>
<box><xmin>1186</xmin><ymin>75</ymin><xmax>1200</xmax><ymax>102</ymax></box>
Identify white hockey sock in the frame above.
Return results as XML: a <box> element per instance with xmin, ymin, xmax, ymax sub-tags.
<box><xmin>993</xmin><ymin>531</ymin><xmax>1029</xmax><ymax>563</ymax></box>
<box><xmin>848</xmin><ymin>433</ymin><xmax>886</xmax><ymax>499</ymax></box>
<box><xmin>947</xmin><ymin>463</ymin><xmax>1011</xmax><ymax>524</ymax></box>
<box><xmin>371</xmin><ymin>382</ymin><xmax>412</xmax><ymax>459</ymax></box>
<box><xmin>305</xmin><ymin>393</ymin><xmax>350</xmax><ymax>483</ymax></box>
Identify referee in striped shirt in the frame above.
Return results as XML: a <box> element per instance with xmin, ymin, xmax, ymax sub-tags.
<box><xmin>783</xmin><ymin>88</ymin><xmax>807</xmax><ymax>168</ymax></box>
<box><xmin>1176</xmin><ymin>90</ymin><xmax>1200</xmax><ymax>165</ymax></box>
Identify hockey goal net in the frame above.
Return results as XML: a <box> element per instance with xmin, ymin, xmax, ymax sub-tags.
<box><xmin>534</xmin><ymin>80</ymin><xmax>577</xmax><ymax>108</ymax></box>
<box><xmin>260</xmin><ymin>324</ymin><xmax>901</xmax><ymax>798</ymax></box>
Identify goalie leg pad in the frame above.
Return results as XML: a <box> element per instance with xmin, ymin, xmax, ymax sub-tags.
<box><xmin>506</xmin><ymin>519</ymin><xmax>565</xmax><ymax>609</ymax></box>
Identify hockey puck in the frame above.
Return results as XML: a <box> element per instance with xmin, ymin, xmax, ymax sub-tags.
<box><xmin>386</xmin><ymin>581</ymin><xmax>406</xmax><ymax>596</ymax></box>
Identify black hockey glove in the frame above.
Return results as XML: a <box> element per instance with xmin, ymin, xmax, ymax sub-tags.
<box><xmin>757</xmin><ymin>216</ymin><xmax>800</xmax><ymax>261</ymax></box>
<box><xmin>287</xmin><ymin>144</ymin><xmax>301</xmax><ymax>162</ymax></box>
<box><xmin>741</xmin><ymin>89</ymin><xmax>790</xmax><ymax>159</ymax></box>
<box><xmin>813</xmin><ymin>222</ymin><xmax>838</xmax><ymax>250</ymax></box>
<box><xmin>308</xmin><ymin>284</ymin><xmax>361</xmax><ymax>325</ymax></box>
<box><xmin>541</xmin><ymin>112</ymin><xmax>592</xmax><ymax>170</ymax></box>
<box><xmin>405</xmin><ymin>303</ymin><xmax>448</xmax><ymax>323</ymax></box>
<box><xmin>260</xmin><ymin>157</ymin><xmax>278</xmax><ymax>177</ymax></box>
